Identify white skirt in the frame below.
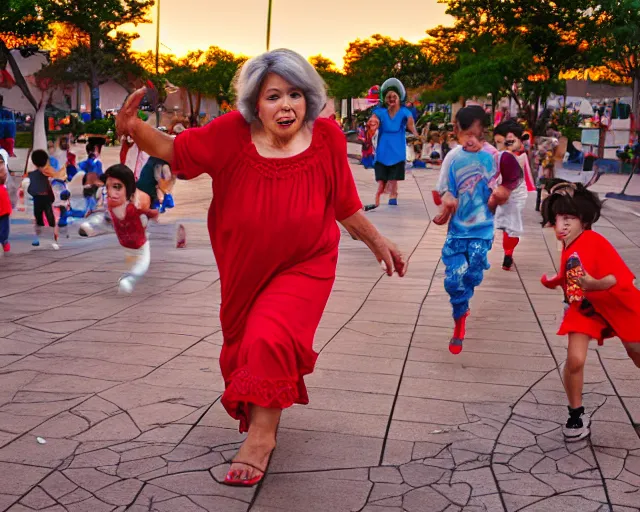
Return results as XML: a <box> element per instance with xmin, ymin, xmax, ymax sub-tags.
<box><xmin>495</xmin><ymin>182</ymin><xmax>528</xmax><ymax>238</ymax></box>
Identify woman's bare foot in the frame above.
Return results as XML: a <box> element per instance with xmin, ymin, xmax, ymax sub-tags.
<box><xmin>228</xmin><ymin>435</ymin><xmax>276</xmax><ymax>482</ymax></box>
<box><xmin>226</xmin><ymin>405</ymin><xmax>281</xmax><ymax>484</ymax></box>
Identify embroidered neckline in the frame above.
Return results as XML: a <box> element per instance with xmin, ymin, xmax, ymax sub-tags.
<box><xmin>242</xmin><ymin>120</ymin><xmax>327</xmax><ymax>179</ymax></box>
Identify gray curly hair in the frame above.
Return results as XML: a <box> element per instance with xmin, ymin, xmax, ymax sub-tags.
<box><xmin>235</xmin><ymin>49</ymin><xmax>327</xmax><ymax>124</ymax></box>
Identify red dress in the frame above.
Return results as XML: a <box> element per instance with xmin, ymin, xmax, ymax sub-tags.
<box><xmin>172</xmin><ymin>112</ymin><xmax>362</xmax><ymax>431</ymax></box>
<box><xmin>544</xmin><ymin>230</ymin><xmax>640</xmax><ymax>344</ymax></box>
<box><xmin>109</xmin><ymin>203</ymin><xmax>155</xmax><ymax>250</ymax></box>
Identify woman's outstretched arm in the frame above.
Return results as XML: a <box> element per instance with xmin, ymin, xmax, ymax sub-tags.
<box><xmin>116</xmin><ymin>89</ymin><xmax>175</xmax><ymax>164</ymax></box>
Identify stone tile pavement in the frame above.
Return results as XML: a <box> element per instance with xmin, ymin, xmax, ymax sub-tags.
<box><xmin>0</xmin><ymin>149</ymin><xmax>639</xmax><ymax>511</ymax></box>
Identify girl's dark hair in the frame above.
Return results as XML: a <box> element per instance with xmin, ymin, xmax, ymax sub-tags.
<box><xmin>455</xmin><ymin>106</ymin><xmax>488</xmax><ymax>130</ymax></box>
<box><xmin>103</xmin><ymin>164</ymin><xmax>136</xmax><ymax>200</ymax></box>
<box><xmin>494</xmin><ymin>119</ymin><xmax>526</xmax><ymax>140</ymax></box>
<box><xmin>540</xmin><ymin>183</ymin><xmax>601</xmax><ymax>229</ymax></box>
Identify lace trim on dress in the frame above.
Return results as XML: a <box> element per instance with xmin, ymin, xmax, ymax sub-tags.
<box><xmin>222</xmin><ymin>368</ymin><xmax>299</xmax><ymax>433</ymax></box>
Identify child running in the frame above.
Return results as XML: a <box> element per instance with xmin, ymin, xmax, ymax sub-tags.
<box><xmin>0</xmin><ymin>154</ymin><xmax>11</xmax><ymax>253</ymax></box>
<box><xmin>540</xmin><ymin>183</ymin><xmax>640</xmax><ymax>441</ymax></box>
<box><xmin>359</xmin><ymin>116</ymin><xmax>379</xmax><ymax>169</ymax></box>
<box><xmin>103</xmin><ymin>164</ymin><xmax>158</xmax><ymax>294</ymax></box>
<box><xmin>493</xmin><ymin>120</ymin><xmax>537</xmax><ymax>270</ymax></box>
<box><xmin>433</xmin><ymin>106</ymin><xmax>521</xmax><ymax>354</ymax></box>
<box><xmin>27</xmin><ymin>150</ymin><xmax>58</xmax><ymax>249</ymax></box>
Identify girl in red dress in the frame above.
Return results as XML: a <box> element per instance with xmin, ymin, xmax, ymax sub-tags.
<box><xmin>116</xmin><ymin>49</ymin><xmax>408</xmax><ymax>487</ymax></box>
<box><xmin>541</xmin><ymin>183</ymin><xmax>640</xmax><ymax>442</ymax></box>
<box><xmin>103</xmin><ymin>164</ymin><xmax>158</xmax><ymax>294</ymax></box>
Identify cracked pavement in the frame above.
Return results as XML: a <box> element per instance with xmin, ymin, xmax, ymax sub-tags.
<box><xmin>0</xmin><ymin>147</ymin><xmax>639</xmax><ymax>512</ymax></box>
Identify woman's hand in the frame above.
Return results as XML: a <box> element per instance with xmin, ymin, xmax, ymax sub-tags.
<box><xmin>116</xmin><ymin>88</ymin><xmax>147</xmax><ymax>138</ymax></box>
<box><xmin>372</xmin><ymin>235</ymin><xmax>408</xmax><ymax>276</ymax></box>
<box><xmin>115</xmin><ymin>88</ymin><xmax>175</xmax><ymax>164</ymax></box>
<box><xmin>340</xmin><ymin>210</ymin><xmax>408</xmax><ymax>277</ymax></box>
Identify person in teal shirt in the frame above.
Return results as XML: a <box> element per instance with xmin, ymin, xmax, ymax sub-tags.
<box><xmin>366</xmin><ymin>78</ymin><xmax>419</xmax><ymax>209</ymax></box>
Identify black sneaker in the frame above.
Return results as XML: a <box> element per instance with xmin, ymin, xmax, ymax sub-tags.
<box><xmin>502</xmin><ymin>255</ymin><xmax>513</xmax><ymax>271</ymax></box>
<box><xmin>563</xmin><ymin>406</ymin><xmax>590</xmax><ymax>442</ymax></box>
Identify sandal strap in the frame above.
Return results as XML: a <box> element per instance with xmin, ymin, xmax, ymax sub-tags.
<box><xmin>229</xmin><ymin>460</ymin><xmax>266</xmax><ymax>474</ymax></box>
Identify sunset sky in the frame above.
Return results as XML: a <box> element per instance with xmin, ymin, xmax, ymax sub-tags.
<box><xmin>128</xmin><ymin>0</ymin><xmax>452</xmax><ymax>67</ymax></box>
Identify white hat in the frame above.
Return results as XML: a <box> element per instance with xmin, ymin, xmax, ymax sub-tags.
<box><xmin>380</xmin><ymin>78</ymin><xmax>406</xmax><ymax>102</ymax></box>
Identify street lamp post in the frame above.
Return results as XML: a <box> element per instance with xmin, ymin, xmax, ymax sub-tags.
<box><xmin>266</xmin><ymin>0</ymin><xmax>273</xmax><ymax>51</ymax></box>
<box><xmin>155</xmin><ymin>0</ymin><xmax>161</xmax><ymax>127</ymax></box>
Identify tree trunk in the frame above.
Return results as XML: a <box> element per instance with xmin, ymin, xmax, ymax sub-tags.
<box><xmin>89</xmin><ymin>36</ymin><xmax>100</xmax><ymax>120</ymax></box>
<box><xmin>33</xmin><ymin>101</ymin><xmax>47</xmax><ymax>151</ymax></box>
<box><xmin>187</xmin><ymin>91</ymin><xmax>197</xmax><ymax>127</ymax></box>
<box><xmin>633</xmin><ymin>75</ymin><xmax>640</xmax><ymax>135</ymax></box>
<box><xmin>0</xmin><ymin>41</ymin><xmax>38</xmax><ymax>110</ymax></box>
<box><xmin>195</xmin><ymin>92</ymin><xmax>202</xmax><ymax>126</ymax></box>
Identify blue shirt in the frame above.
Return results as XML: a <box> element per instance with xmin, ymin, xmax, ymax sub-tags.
<box><xmin>373</xmin><ymin>106</ymin><xmax>412</xmax><ymax>166</ymax></box>
<box><xmin>78</xmin><ymin>157</ymin><xmax>103</xmax><ymax>175</ymax></box>
<box><xmin>49</xmin><ymin>156</ymin><xmax>60</xmax><ymax>171</ymax></box>
<box><xmin>443</xmin><ymin>149</ymin><xmax>498</xmax><ymax>240</ymax></box>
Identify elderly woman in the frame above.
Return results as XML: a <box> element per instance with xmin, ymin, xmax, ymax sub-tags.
<box><xmin>366</xmin><ymin>78</ymin><xmax>419</xmax><ymax>209</ymax></box>
<box><xmin>116</xmin><ymin>49</ymin><xmax>407</xmax><ymax>487</ymax></box>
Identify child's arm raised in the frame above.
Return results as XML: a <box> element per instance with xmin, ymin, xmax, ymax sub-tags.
<box><xmin>541</xmin><ymin>273</ymin><xmax>563</xmax><ymax>289</ymax></box>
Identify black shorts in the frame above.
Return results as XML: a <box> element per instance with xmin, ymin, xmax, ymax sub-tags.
<box><xmin>375</xmin><ymin>161</ymin><xmax>406</xmax><ymax>182</ymax></box>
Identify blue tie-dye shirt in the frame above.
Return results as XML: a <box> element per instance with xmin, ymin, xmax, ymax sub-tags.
<box><xmin>440</xmin><ymin>147</ymin><xmax>498</xmax><ymax>240</ymax></box>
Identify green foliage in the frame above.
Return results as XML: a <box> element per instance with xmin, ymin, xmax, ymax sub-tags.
<box><xmin>0</xmin><ymin>0</ymin><xmax>52</xmax><ymax>109</ymax></box>
<box><xmin>38</xmin><ymin>36</ymin><xmax>145</xmax><ymax>90</ymax></box>
<box><xmin>341</xmin><ymin>35</ymin><xmax>436</xmax><ymax>98</ymax></box>
<box><xmin>0</xmin><ymin>0</ymin><xmax>50</xmax><ymax>44</ymax></box>
<box><xmin>416</xmin><ymin>110</ymin><xmax>448</xmax><ymax>131</ymax></box>
<box><xmin>309</xmin><ymin>55</ymin><xmax>350</xmax><ymax>100</ymax></box>
<box><xmin>548</xmin><ymin>108</ymin><xmax>581</xmax><ymax>141</ymax></box>
<box><xmin>38</xmin><ymin>0</ymin><xmax>154</xmax><ymax>117</ymax></box>
<box><xmin>14</xmin><ymin>131</ymin><xmax>34</xmax><ymax>149</ymax></box>
<box><xmin>165</xmin><ymin>47</ymin><xmax>245</xmax><ymax>101</ymax></box>
<box><xmin>582</xmin><ymin>0</ymin><xmax>640</xmax><ymax>81</ymax></box>
<box><xmin>354</xmin><ymin>105</ymin><xmax>376</xmax><ymax>125</ymax></box>
<box><xmin>83</xmin><ymin>118</ymin><xmax>115</xmax><ymax>135</ymax></box>
<box><xmin>428</xmin><ymin>0</ymin><xmax>589</xmax><ymax>127</ymax></box>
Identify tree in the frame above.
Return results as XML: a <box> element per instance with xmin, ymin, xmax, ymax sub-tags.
<box><xmin>582</xmin><ymin>0</ymin><xmax>640</xmax><ymax>124</ymax></box>
<box><xmin>0</xmin><ymin>0</ymin><xmax>51</xmax><ymax>111</ymax></box>
<box><xmin>48</xmin><ymin>0</ymin><xmax>154</xmax><ymax>119</ymax></box>
<box><xmin>431</xmin><ymin>0</ymin><xmax>591</xmax><ymax>130</ymax></box>
<box><xmin>446</xmin><ymin>39</ymin><xmax>536</xmax><ymax>110</ymax></box>
<box><xmin>309</xmin><ymin>55</ymin><xmax>349</xmax><ymax>99</ymax></box>
<box><xmin>164</xmin><ymin>46</ymin><xmax>245</xmax><ymax>126</ymax></box>
<box><xmin>37</xmin><ymin>32</ymin><xmax>146</xmax><ymax>97</ymax></box>
<box><xmin>342</xmin><ymin>35</ymin><xmax>436</xmax><ymax>98</ymax></box>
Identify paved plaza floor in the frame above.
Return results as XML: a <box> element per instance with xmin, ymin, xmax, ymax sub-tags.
<box><xmin>1</xmin><ymin>147</ymin><xmax>640</xmax><ymax>511</ymax></box>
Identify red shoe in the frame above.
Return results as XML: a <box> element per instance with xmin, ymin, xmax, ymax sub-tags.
<box><xmin>449</xmin><ymin>338</ymin><xmax>463</xmax><ymax>355</ymax></box>
<box><xmin>223</xmin><ymin>450</ymin><xmax>274</xmax><ymax>488</ymax></box>
<box><xmin>2</xmin><ymin>242</ymin><xmax>9</xmax><ymax>253</ymax></box>
<box><xmin>449</xmin><ymin>310</ymin><xmax>470</xmax><ymax>355</ymax></box>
